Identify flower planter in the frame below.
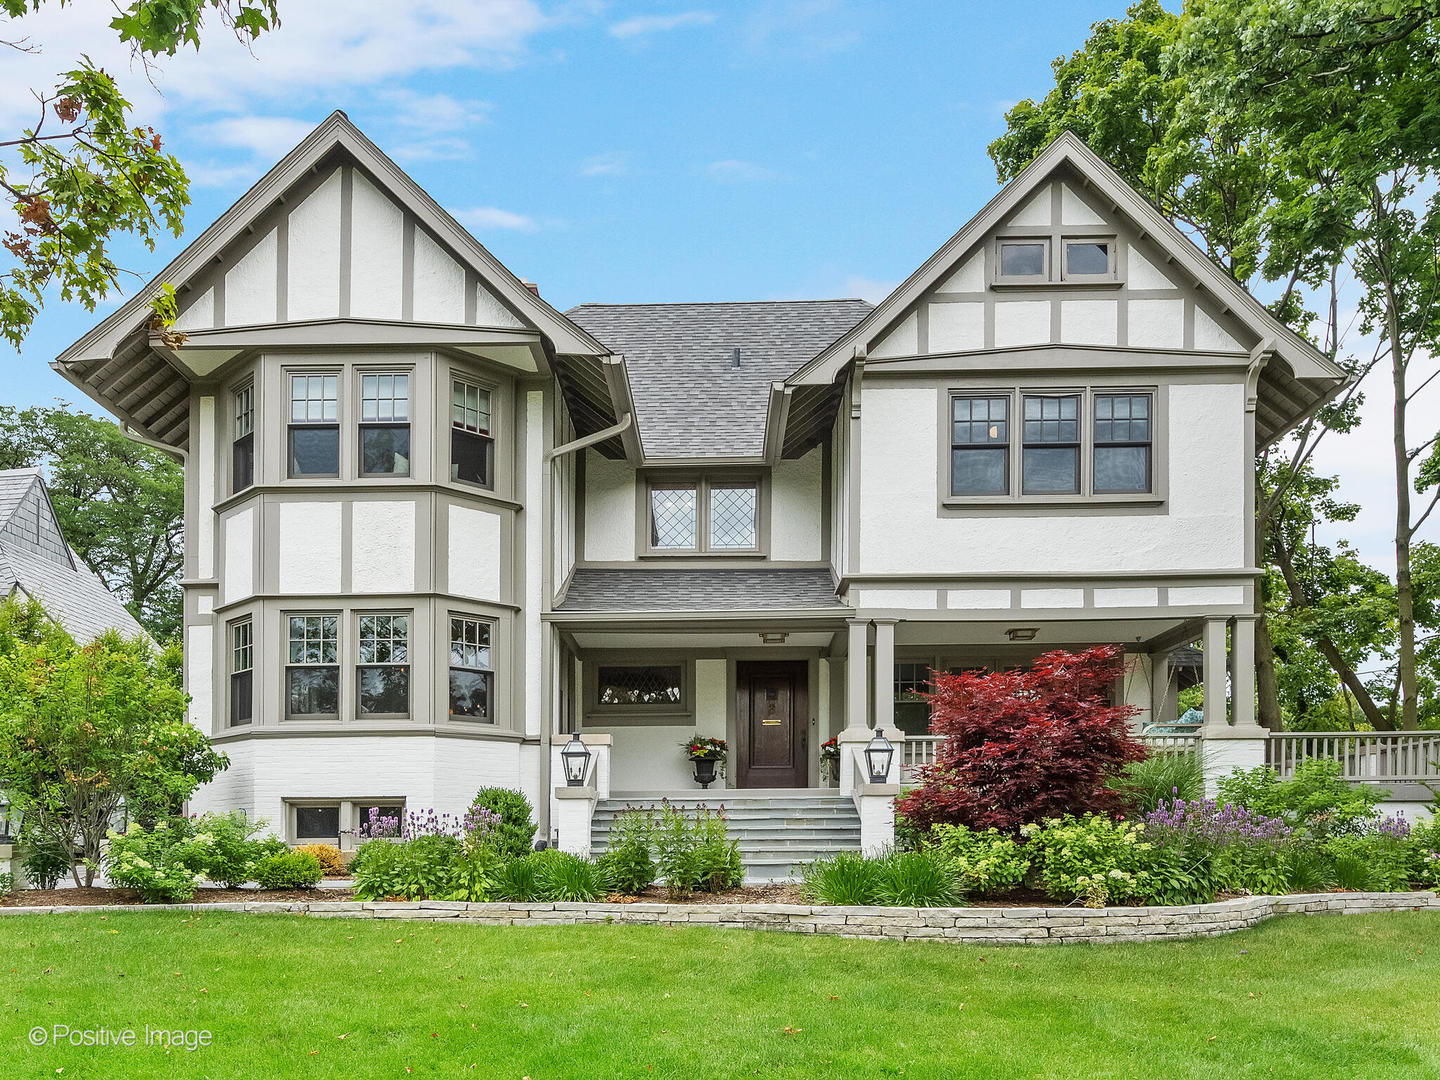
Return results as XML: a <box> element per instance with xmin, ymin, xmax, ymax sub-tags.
<box><xmin>691</xmin><ymin>756</ymin><xmax>718</xmax><ymax>789</ymax></box>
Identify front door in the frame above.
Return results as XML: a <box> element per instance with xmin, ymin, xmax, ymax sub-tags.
<box><xmin>735</xmin><ymin>661</ymin><xmax>809</xmax><ymax>788</ymax></box>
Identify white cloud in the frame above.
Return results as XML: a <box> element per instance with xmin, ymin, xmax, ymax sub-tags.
<box><xmin>580</xmin><ymin>150</ymin><xmax>630</xmax><ymax>177</ymax></box>
<box><xmin>380</xmin><ymin>89</ymin><xmax>493</xmax><ymax>137</ymax></box>
<box><xmin>840</xmin><ymin>275</ymin><xmax>895</xmax><ymax>304</ymax></box>
<box><xmin>206</xmin><ymin>115</ymin><xmax>317</xmax><ymax>158</ymax></box>
<box><xmin>741</xmin><ymin>0</ymin><xmax>861</xmax><ymax>57</ymax></box>
<box><xmin>455</xmin><ymin>206</ymin><xmax>541</xmax><ymax>231</ymax></box>
<box><xmin>609</xmin><ymin>11</ymin><xmax>716</xmax><ymax>39</ymax></box>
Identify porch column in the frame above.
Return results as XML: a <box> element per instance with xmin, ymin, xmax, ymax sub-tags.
<box><xmin>1201</xmin><ymin>617</ymin><xmax>1228</xmax><ymax>731</ymax></box>
<box><xmin>844</xmin><ymin>618</ymin><xmax>869</xmax><ymax>734</ymax></box>
<box><xmin>1148</xmin><ymin>649</ymin><xmax>1173</xmax><ymax>728</ymax></box>
<box><xmin>1229</xmin><ymin>616</ymin><xmax>1262</xmax><ymax>732</ymax></box>
<box><xmin>872</xmin><ymin>619</ymin><xmax>896</xmax><ymax>734</ymax></box>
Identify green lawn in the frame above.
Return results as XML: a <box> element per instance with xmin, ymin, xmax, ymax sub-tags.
<box><xmin>1</xmin><ymin>911</ymin><xmax>1438</xmax><ymax>1079</ymax></box>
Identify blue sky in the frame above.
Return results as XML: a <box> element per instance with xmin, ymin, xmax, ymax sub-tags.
<box><xmin>2</xmin><ymin>0</ymin><xmax>1121</xmax><ymax>407</ymax></box>
<box><xmin>0</xmin><ymin>0</ymin><xmax>1422</xmax><ymax>574</ymax></box>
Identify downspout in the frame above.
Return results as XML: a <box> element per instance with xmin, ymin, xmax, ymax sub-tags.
<box><xmin>545</xmin><ymin>413</ymin><xmax>634</xmax><ymax>462</ymax></box>
<box><xmin>123</xmin><ymin>425</ymin><xmax>187</xmax><ymax>464</ymax></box>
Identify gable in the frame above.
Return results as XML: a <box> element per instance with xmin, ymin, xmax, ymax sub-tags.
<box><xmin>868</xmin><ymin>175</ymin><xmax>1248</xmax><ymax>360</ymax></box>
<box><xmin>172</xmin><ymin>164</ymin><xmax>529</xmax><ymax>335</ymax></box>
<box><xmin>0</xmin><ymin>475</ymin><xmax>72</xmax><ymax>569</ymax></box>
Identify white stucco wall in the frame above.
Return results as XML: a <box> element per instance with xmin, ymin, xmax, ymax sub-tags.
<box><xmin>583</xmin><ymin>451</ymin><xmax>636</xmax><ymax>561</ymax></box>
<box><xmin>349</xmin><ymin>171</ymin><xmax>404</xmax><ymax>320</ymax></box>
<box><xmin>857</xmin><ymin>380</ymin><xmax>1246</xmax><ymax>574</ymax></box>
<box><xmin>448</xmin><ymin>504</ymin><xmax>502</xmax><ymax>601</ymax></box>
<box><xmin>224</xmin><ymin>228</ymin><xmax>278</xmax><ymax>326</ymax></box>
<box><xmin>771</xmin><ymin>446</ymin><xmax>823</xmax><ymax>561</ymax></box>
<box><xmin>277</xmin><ymin>502</ymin><xmax>343</xmax><ymax>592</ymax></box>
<box><xmin>352</xmin><ymin>501</ymin><xmax>416</xmax><ymax>593</ymax></box>
<box><xmin>221</xmin><ymin>506</ymin><xmax>255</xmax><ymax>605</ymax></box>
<box><xmin>287</xmin><ymin>169</ymin><xmax>342</xmax><ymax>321</ymax></box>
<box><xmin>590</xmin><ymin>724</ymin><xmax>697</xmax><ymax>793</ymax></box>
<box><xmin>185</xmin><ymin>624</ymin><xmax>212</xmax><ymax>733</ymax></box>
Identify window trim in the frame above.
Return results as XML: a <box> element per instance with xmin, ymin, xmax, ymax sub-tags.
<box><xmin>994</xmin><ymin>238</ymin><xmax>1050</xmax><ymax>284</ymax></box>
<box><xmin>991</xmin><ymin>223</ymin><xmax>1122</xmax><ymax>289</ymax></box>
<box><xmin>284</xmin><ymin>611</ymin><xmax>341</xmax><ymax>721</ymax></box>
<box><xmin>355</xmin><ymin>610</ymin><xmax>412</xmax><ymax>721</ymax></box>
<box><xmin>939</xmin><ymin>386</ymin><xmax>1164</xmax><ymax>509</ymax></box>
<box><xmin>449</xmin><ymin>370</ymin><xmax>496</xmax><ymax>492</ymax></box>
<box><xmin>583</xmin><ymin>655</ymin><xmax>694</xmax><ymax>723</ymax></box>
<box><xmin>447</xmin><ymin>612</ymin><xmax>495</xmax><ymax>723</ymax></box>
<box><xmin>949</xmin><ymin>394</ymin><xmax>1011</xmax><ymax>497</ymax></box>
<box><xmin>229</xmin><ymin>616</ymin><xmax>253</xmax><ymax>727</ymax></box>
<box><xmin>1092</xmin><ymin>391</ymin><xmax>1155</xmax><ymax>495</ymax></box>
<box><xmin>1020</xmin><ymin>392</ymin><xmax>1082</xmax><ymax>496</ymax></box>
<box><xmin>231</xmin><ymin>381</ymin><xmax>255</xmax><ymax>494</ymax></box>
<box><xmin>285</xmin><ymin>797</ymin><xmax>407</xmax><ymax>849</ymax></box>
<box><xmin>637</xmin><ymin>472</ymin><xmax>768</xmax><ymax>557</ymax></box>
<box><xmin>1060</xmin><ymin>235</ymin><xmax>1117</xmax><ymax>282</ymax></box>
<box><xmin>285</xmin><ymin>370</ymin><xmax>342</xmax><ymax>480</ymax></box>
<box><xmin>356</xmin><ymin>369</ymin><xmax>413</xmax><ymax>479</ymax></box>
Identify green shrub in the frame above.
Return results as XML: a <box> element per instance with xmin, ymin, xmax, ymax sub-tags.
<box><xmin>491</xmin><ymin>853</ymin><xmax>544</xmax><ymax>902</ymax></box>
<box><xmin>0</xmin><ymin>871</ymin><xmax>13</xmax><ymax>897</ymax></box>
<box><xmin>470</xmin><ymin>788</ymin><xmax>537</xmax><ymax>860</ymax></box>
<box><xmin>649</xmin><ymin>805</ymin><xmax>740</xmax><ymax>898</ymax></box>
<box><xmin>927</xmin><ymin>823</ymin><xmax>1030</xmax><ymax>896</ymax></box>
<box><xmin>253</xmin><ymin>850</ymin><xmax>323</xmax><ymax>890</ymax></box>
<box><xmin>1324</xmin><ymin>831</ymin><xmax>1417</xmax><ymax>892</ymax></box>
<box><xmin>350</xmin><ymin>835</ymin><xmax>499</xmax><ymax>902</ymax></box>
<box><xmin>1217</xmin><ymin>760</ymin><xmax>1385</xmax><ymax>835</ymax></box>
<box><xmin>188</xmin><ymin>811</ymin><xmax>271</xmax><ymax>887</ymax></box>
<box><xmin>693</xmin><ymin>809</ymin><xmax>743</xmax><ymax>893</ymax></box>
<box><xmin>535</xmin><ymin>851</ymin><xmax>611</xmax><ymax>902</ymax></box>
<box><xmin>875</xmin><ymin>850</ymin><xmax>962</xmax><ymax>907</ymax></box>
<box><xmin>105</xmin><ymin>821</ymin><xmax>209</xmax><ymax>902</ymax></box>
<box><xmin>1213</xmin><ymin>840</ymin><xmax>1289</xmax><ymax>896</ymax></box>
<box><xmin>1280</xmin><ymin>841</ymin><xmax>1336</xmax><ymax>893</ymax></box>
<box><xmin>1412</xmin><ymin>820</ymin><xmax>1440</xmax><ymax>887</ymax></box>
<box><xmin>1331</xmin><ymin>850</ymin><xmax>1375</xmax><ymax>891</ymax></box>
<box><xmin>801</xmin><ymin>852</ymin><xmax>881</xmax><ymax>906</ymax></box>
<box><xmin>19</xmin><ymin>828</ymin><xmax>70</xmax><ymax>889</ymax></box>
<box><xmin>601</xmin><ymin>809</ymin><xmax>658</xmax><ymax>895</ymax></box>
<box><xmin>1109</xmin><ymin>751</ymin><xmax>1205</xmax><ymax>814</ymax></box>
<box><xmin>1025</xmin><ymin>815</ymin><xmax>1155</xmax><ymax>907</ymax></box>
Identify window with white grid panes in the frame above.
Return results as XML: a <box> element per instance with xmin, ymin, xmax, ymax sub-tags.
<box><xmin>448</xmin><ymin>616</ymin><xmax>493</xmax><ymax>721</ymax></box>
<box><xmin>287</xmin><ymin>373</ymin><xmax>339</xmax><ymax>478</ymax></box>
<box><xmin>359</xmin><ymin>373</ymin><xmax>411</xmax><ymax>477</ymax></box>
<box><xmin>450</xmin><ymin>377</ymin><xmax>493</xmax><ymax>488</ymax></box>
<box><xmin>357</xmin><ymin>613</ymin><xmax>410</xmax><ymax>717</ymax></box>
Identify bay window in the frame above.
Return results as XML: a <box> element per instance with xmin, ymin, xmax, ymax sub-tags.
<box><xmin>451</xmin><ymin>377</ymin><xmax>493</xmax><ymax>488</ymax></box>
<box><xmin>233</xmin><ymin>383</ymin><xmax>255</xmax><ymax>492</ymax></box>
<box><xmin>448</xmin><ymin>615</ymin><xmax>493</xmax><ymax>720</ymax></box>
<box><xmin>359</xmin><ymin>372</ymin><xmax>410</xmax><ymax>476</ymax></box>
<box><xmin>287</xmin><ymin>373</ymin><xmax>339</xmax><ymax>478</ymax></box>
<box><xmin>230</xmin><ymin>618</ymin><xmax>253</xmax><ymax>726</ymax></box>
<box><xmin>357</xmin><ymin>613</ymin><xmax>410</xmax><ymax>717</ymax></box>
<box><xmin>286</xmin><ymin>613</ymin><xmax>339</xmax><ymax>718</ymax></box>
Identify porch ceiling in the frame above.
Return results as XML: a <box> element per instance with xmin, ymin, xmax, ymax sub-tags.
<box><xmin>895</xmin><ymin>617</ymin><xmax>1196</xmax><ymax>651</ymax></box>
<box><xmin>570</xmin><ymin>629</ymin><xmax>836</xmax><ymax>650</ymax></box>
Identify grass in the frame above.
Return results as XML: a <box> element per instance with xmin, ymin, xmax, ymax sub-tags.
<box><xmin>2</xmin><ymin>911</ymin><xmax>1440</xmax><ymax>1079</ymax></box>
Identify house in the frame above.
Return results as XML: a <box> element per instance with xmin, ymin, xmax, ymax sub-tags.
<box><xmin>0</xmin><ymin>469</ymin><xmax>147</xmax><ymax>641</ymax></box>
<box><xmin>53</xmin><ymin>113</ymin><xmax>1346</xmax><ymax>866</ymax></box>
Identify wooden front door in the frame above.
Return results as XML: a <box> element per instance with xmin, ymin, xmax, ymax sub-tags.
<box><xmin>735</xmin><ymin>661</ymin><xmax>809</xmax><ymax>788</ymax></box>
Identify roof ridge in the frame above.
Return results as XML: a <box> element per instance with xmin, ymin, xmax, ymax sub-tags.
<box><xmin>567</xmin><ymin>298</ymin><xmax>871</xmax><ymax>309</ymax></box>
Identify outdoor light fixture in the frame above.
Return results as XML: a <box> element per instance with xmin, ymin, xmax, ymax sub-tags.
<box><xmin>865</xmin><ymin>728</ymin><xmax>895</xmax><ymax>784</ymax></box>
<box><xmin>560</xmin><ymin>733</ymin><xmax>591</xmax><ymax>787</ymax></box>
<box><xmin>759</xmin><ymin>631</ymin><xmax>789</xmax><ymax>645</ymax></box>
<box><xmin>1005</xmin><ymin>627</ymin><xmax>1040</xmax><ymax>642</ymax></box>
<box><xmin>0</xmin><ymin>794</ymin><xmax>10</xmax><ymax>844</ymax></box>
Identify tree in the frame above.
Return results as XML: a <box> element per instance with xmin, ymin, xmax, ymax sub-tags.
<box><xmin>0</xmin><ymin>596</ymin><xmax>226</xmax><ymax>886</ymax></box>
<box><xmin>0</xmin><ymin>404</ymin><xmax>183</xmax><ymax>639</ymax></box>
<box><xmin>895</xmin><ymin>646</ymin><xmax>1145</xmax><ymax>833</ymax></box>
<box><xmin>1</xmin><ymin>0</ymin><xmax>279</xmax><ymax>347</ymax></box>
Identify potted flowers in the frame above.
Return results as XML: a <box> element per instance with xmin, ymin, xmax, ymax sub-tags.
<box><xmin>683</xmin><ymin>736</ymin><xmax>727</xmax><ymax>788</ymax></box>
<box><xmin>819</xmin><ymin>737</ymin><xmax>840</xmax><ymax>785</ymax></box>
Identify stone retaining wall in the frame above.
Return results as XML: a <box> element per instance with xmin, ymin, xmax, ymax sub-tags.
<box><xmin>2</xmin><ymin>891</ymin><xmax>1436</xmax><ymax>944</ymax></box>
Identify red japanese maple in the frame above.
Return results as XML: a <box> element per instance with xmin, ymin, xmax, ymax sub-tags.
<box><xmin>895</xmin><ymin>644</ymin><xmax>1146</xmax><ymax>833</ymax></box>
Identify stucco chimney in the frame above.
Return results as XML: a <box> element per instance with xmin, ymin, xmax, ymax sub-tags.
<box><xmin>522</xmin><ymin>280</ymin><xmax>540</xmax><ymax>297</ymax></box>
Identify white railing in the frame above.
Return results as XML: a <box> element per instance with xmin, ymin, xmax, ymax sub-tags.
<box><xmin>1267</xmin><ymin>732</ymin><xmax>1440</xmax><ymax>783</ymax></box>
<box><xmin>901</xmin><ymin>735</ymin><xmax>943</xmax><ymax>780</ymax></box>
<box><xmin>1141</xmin><ymin>733</ymin><xmax>1201</xmax><ymax>754</ymax></box>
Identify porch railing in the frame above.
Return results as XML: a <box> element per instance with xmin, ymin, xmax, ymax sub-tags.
<box><xmin>1141</xmin><ymin>733</ymin><xmax>1201</xmax><ymax>754</ymax></box>
<box><xmin>1267</xmin><ymin>732</ymin><xmax>1440</xmax><ymax>783</ymax></box>
<box><xmin>899</xmin><ymin>731</ymin><xmax>1199</xmax><ymax>781</ymax></box>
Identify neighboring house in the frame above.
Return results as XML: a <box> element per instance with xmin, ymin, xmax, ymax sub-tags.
<box><xmin>0</xmin><ymin>468</ymin><xmax>146</xmax><ymax>641</ymax></box>
<box><xmin>53</xmin><ymin>114</ymin><xmax>1345</xmax><ymax>860</ymax></box>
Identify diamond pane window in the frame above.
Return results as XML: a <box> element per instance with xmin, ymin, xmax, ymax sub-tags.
<box><xmin>597</xmin><ymin>665</ymin><xmax>683</xmax><ymax>707</ymax></box>
<box><xmin>708</xmin><ymin>485</ymin><xmax>758</xmax><ymax>549</ymax></box>
<box><xmin>650</xmin><ymin>486</ymin><xmax>697</xmax><ymax>549</ymax></box>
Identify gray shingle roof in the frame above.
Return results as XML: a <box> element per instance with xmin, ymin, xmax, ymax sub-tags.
<box><xmin>0</xmin><ymin>469</ymin><xmax>146</xmax><ymax>642</ymax></box>
<box><xmin>557</xmin><ymin>568</ymin><xmax>844</xmax><ymax>612</ymax></box>
<box><xmin>565</xmin><ymin>299</ymin><xmax>872</xmax><ymax>458</ymax></box>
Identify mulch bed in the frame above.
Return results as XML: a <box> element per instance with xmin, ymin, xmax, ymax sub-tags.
<box><xmin>1</xmin><ymin>887</ymin><xmax>349</xmax><ymax>907</ymax></box>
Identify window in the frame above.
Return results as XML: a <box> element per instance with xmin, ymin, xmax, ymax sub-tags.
<box><xmin>999</xmin><ymin>241</ymin><xmax>1046</xmax><ymax>278</ymax></box>
<box><xmin>597</xmin><ymin>665</ymin><xmax>684</xmax><ymax>707</ymax></box>
<box><xmin>894</xmin><ymin>662</ymin><xmax>934</xmax><ymax>737</ymax></box>
<box><xmin>1093</xmin><ymin>393</ymin><xmax>1152</xmax><ymax>493</ymax></box>
<box><xmin>448</xmin><ymin>616</ymin><xmax>493</xmax><ymax>721</ymax></box>
<box><xmin>357</xmin><ymin>613</ymin><xmax>409</xmax><ymax>717</ymax></box>
<box><xmin>1065</xmin><ymin>240</ymin><xmax>1110</xmax><ymax>277</ymax></box>
<box><xmin>230</xmin><ymin>619</ymin><xmax>253</xmax><ymax>726</ymax></box>
<box><xmin>950</xmin><ymin>396</ymin><xmax>1009</xmax><ymax>496</ymax></box>
<box><xmin>294</xmin><ymin>804</ymin><xmax>340</xmax><ymax>842</ymax></box>
<box><xmin>288</xmin><ymin>374</ymin><xmax>339</xmax><ymax>478</ymax></box>
<box><xmin>648</xmin><ymin>478</ymin><xmax>760</xmax><ymax>553</ymax></box>
<box><xmin>1022</xmin><ymin>394</ymin><xmax>1080</xmax><ymax>494</ymax></box>
<box><xmin>357</xmin><ymin>803</ymin><xmax>406</xmax><ymax>838</ymax></box>
<box><xmin>233</xmin><ymin>384</ymin><xmax>255</xmax><ymax>492</ymax></box>
<box><xmin>359</xmin><ymin>373</ymin><xmax>410</xmax><ymax>477</ymax></box>
<box><xmin>286</xmin><ymin>614</ymin><xmax>339</xmax><ymax>718</ymax></box>
<box><xmin>650</xmin><ymin>485</ymin><xmax>698</xmax><ymax>549</ymax></box>
<box><xmin>451</xmin><ymin>377</ymin><xmax>493</xmax><ymax>487</ymax></box>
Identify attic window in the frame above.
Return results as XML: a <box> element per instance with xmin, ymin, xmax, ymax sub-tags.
<box><xmin>999</xmin><ymin>241</ymin><xmax>1046</xmax><ymax>278</ymax></box>
<box><xmin>1065</xmin><ymin>240</ymin><xmax>1111</xmax><ymax>278</ymax></box>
